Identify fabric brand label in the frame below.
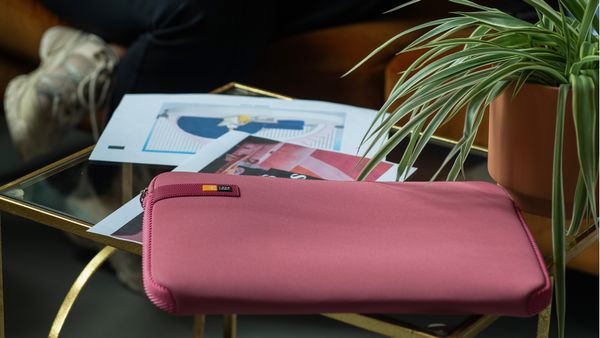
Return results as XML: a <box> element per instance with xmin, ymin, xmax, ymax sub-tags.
<box><xmin>201</xmin><ymin>184</ymin><xmax>234</xmax><ymax>192</ymax></box>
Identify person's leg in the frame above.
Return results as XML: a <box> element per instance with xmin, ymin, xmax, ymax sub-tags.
<box><xmin>6</xmin><ymin>0</ymin><xmax>395</xmax><ymax>159</ymax></box>
<box><xmin>108</xmin><ymin>0</ymin><xmax>280</xmax><ymax>109</ymax></box>
<box><xmin>40</xmin><ymin>0</ymin><xmax>187</xmax><ymax>47</ymax></box>
<box><xmin>41</xmin><ymin>0</ymin><xmax>279</xmax><ymax>111</ymax></box>
<box><xmin>105</xmin><ymin>1</ymin><xmax>402</xmax><ymax>110</ymax></box>
<box><xmin>37</xmin><ymin>0</ymin><xmax>397</xmax><ymax>113</ymax></box>
<box><xmin>4</xmin><ymin>0</ymin><xmax>215</xmax><ymax>159</ymax></box>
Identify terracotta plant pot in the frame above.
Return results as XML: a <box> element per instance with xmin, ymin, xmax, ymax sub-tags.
<box><xmin>488</xmin><ymin>82</ymin><xmax>579</xmax><ymax>217</ymax></box>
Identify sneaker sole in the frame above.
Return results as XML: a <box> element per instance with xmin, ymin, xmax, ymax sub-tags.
<box><xmin>4</xmin><ymin>73</ymin><xmax>41</xmax><ymax>157</ymax></box>
<box><xmin>4</xmin><ymin>71</ymin><xmax>65</xmax><ymax>159</ymax></box>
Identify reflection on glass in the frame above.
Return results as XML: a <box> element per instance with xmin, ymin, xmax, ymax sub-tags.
<box><xmin>1</xmin><ymin>138</ymin><xmax>489</xmax><ymax>226</ymax></box>
<box><xmin>1</xmin><ymin>156</ymin><xmax>173</xmax><ymax>224</ymax></box>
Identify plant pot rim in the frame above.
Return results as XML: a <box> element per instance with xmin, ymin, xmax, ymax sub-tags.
<box><xmin>512</xmin><ymin>81</ymin><xmax>564</xmax><ymax>92</ymax></box>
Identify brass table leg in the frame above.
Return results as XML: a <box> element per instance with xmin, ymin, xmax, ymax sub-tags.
<box><xmin>448</xmin><ymin>315</ymin><xmax>499</xmax><ymax>338</ymax></box>
<box><xmin>536</xmin><ymin>302</ymin><xmax>553</xmax><ymax>338</ymax></box>
<box><xmin>536</xmin><ymin>278</ymin><xmax>554</xmax><ymax>338</ymax></box>
<box><xmin>192</xmin><ymin>315</ymin><xmax>205</xmax><ymax>338</ymax></box>
<box><xmin>324</xmin><ymin>313</ymin><xmax>440</xmax><ymax>338</ymax></box>
<box><xmin>223</xmin><ymin>314</ymin><xmax>237</xmax><ymax>338</ymax></box>
<box><xmin>48</xmin><ymin>246</ymin><xmax>116</xmax><ymax>338</ymax></box>
<box><xmin>0</xmin><ymin>214</ymin><xmax>5</xmax><ymax>338</ymax></box>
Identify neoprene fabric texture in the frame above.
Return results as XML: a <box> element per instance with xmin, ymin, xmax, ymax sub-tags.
<box><xmin>142</xmin><ymin>172</ymin><xmax>551</xmax><ymax>316</ymax></box>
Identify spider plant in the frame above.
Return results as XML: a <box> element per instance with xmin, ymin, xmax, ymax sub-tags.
<box><xmin>350</xmin><ymin>0</ymin><xmax>598</xmax><ymax>336</ymax></box>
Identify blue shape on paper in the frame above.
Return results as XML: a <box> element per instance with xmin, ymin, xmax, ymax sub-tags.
<box><xmin>178</xmin><ymin>117</ymin><xmax>228</xmax><ymax>139</ymax></box>
<box><xmin>177</xmin><ymin>116</ymin><xmax>304</xmax><ymax>139</ymax></box>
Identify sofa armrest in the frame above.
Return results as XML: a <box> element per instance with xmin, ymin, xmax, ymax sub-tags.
<box><xmin>0</xmin><ymin>0</ymin><xmax>61</xmax><ymax>62</ymax></box>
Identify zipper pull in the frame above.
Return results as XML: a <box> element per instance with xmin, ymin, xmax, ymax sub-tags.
<box><xmin>140</xmin><ymin>188</ymin><xmax>148</xmax><ymax>207</ymax></box>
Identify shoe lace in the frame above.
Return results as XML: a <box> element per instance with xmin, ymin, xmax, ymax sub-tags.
<box><xmin>75</xmin><ymin>49</ymin><xmax>117</xmax><ymax>140</ymax></box>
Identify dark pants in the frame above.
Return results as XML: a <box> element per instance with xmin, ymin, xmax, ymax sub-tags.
<box><xmin>41</xmin><ymin>0</ymin><xmax>396</xmax><ymax>111</ymax></box>
<box><xmin>40</xmin><ymin>0</ymin><xmax>397</xmax><ymax>194</ymax></box>
<box><xmin>39</xmin><ymin>0</ymin><xmax>529</xmax><ymax>195</ymax></box>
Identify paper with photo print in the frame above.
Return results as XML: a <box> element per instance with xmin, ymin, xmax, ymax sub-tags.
<box><xmin>88</xmin><ymin>131</ymin><xmax>415</xmax><ymax>244</ymax></box>
<box><xmin>199</xmin><ymin>133</ymin><xmax>404</xmax><ymax>181</ymax></box>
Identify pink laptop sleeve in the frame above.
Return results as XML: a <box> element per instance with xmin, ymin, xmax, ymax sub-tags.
<box><xmin>141</xmin><ymin>172</ymin><xmax>551</xmax><ymax>316</ymax></box>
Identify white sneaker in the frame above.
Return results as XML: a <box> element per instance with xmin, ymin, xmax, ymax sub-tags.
<box><xmin>3</xmin><ymin>26</ymin><xmax>118</xmax><ymax>160</ymax></box>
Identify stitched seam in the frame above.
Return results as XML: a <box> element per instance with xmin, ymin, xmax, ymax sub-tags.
<box><xmin>494</xmin><ymin>183</ymin><xmax>551</xmax><ymax>314</ymax></box>
<box><xmin>510</xmin><ymin>201</ymin><xmax>551</xmax><ymax>315</ymax></box>
<box><xmin>145</xmin><ymin>176</ymin><xmax>239</xmax><ymax>312</ymax></box>
<box><xmin>144</xmin><ymin>196</ymin><xmax>178</xmax><ymax>313</ymax></box>
<box><xmin>150</xmin><ymin>174</ymin><xmax>160</xmax><ymax>192</ymax></box>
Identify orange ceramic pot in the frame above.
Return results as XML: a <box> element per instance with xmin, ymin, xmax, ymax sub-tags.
<box><xmin>488</xmin><ymin>82</ymin><xmax>579</xmax><ymax>217</ymax></box>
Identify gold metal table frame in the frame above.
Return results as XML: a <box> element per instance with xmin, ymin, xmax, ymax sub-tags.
<box><xmin>0</xmin><ymin>82</ymin><xmax>597</xmax><ymax>338</ymax></box>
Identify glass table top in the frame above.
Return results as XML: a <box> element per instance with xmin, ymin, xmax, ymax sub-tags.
<box><xmin>0</xmin><ymin>135</ymin><xmax>490</xmax><ymax>229</ymax></box>
<box><xmin>1</xmin><ymin>154</ymin><xmax>168</xmax><ymax>225</ymax></box>
<box><xmin>0</xmin><ymin>83</ymin><xmax>492</xmax><ymax>336</ymax></box>
<box><xmin>0</xmin><ymin>83</ymin><xmax>491</xmax><ymax>244</ymax></box>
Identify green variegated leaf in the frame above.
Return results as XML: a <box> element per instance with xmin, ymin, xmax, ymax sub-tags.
<box><xmin>403</xmin><ymin>89</ymin><xmax>471</xmax><ymax>176</ymax></box>
<box><xmin>449</xmin><ymin>0</ymin><xmax>495</xmax><ymax>11</ymax></box>
<box><xmin>523</xmin><ymin>0</ymin><xmax>577</xmax><ymax>35</ymax></box>
<box><xmin>357</xmin><ymin>109</ymin><xmax>439</xmax><ymax>180</ymax></box>
<box><xmin>368</xmin><ymin>68</ymin><xmax>493</xmax><ymax>148</ymax></box>
<box><xmin>431</xmin><ymin>137</ymin><xmax>468</xmax><ymax>181</ymax></box>
<box><xmin>559</xmin><ymin>0</ymin><xmax>585</xmax><ymax>23</ymax></box>
<box><xmin>513</xmin><ymin>70</ymin><xmax>535</xmax><ymax>98</ymax></box>
<box><xmin>403</xmin><ymin>17</ymin><xmax>478</xmax><ymax>51</ymax></box>
<box><xmin>450</xmin><ymin>91</ymin><xmax>488</xmax><ymax>180</ymax></box>
<box><xmin>552</xmin><ymin>84</ymin><xmax>569</xmax><ymax>338</ymax></box>
<box><xmin>571</xmin><ymin>74</ymin><xmax>598</xmax><ymax>221</ymax></box>
<box><xmin>396</xmin><ymin>117</ymin><xmax>426</xmax><ymax>180</ymax></box>
<box><xmin>342</xmin><ymin>18</ymin><xmax>455</xmax><ymax>77</ymax></box>
<box><xmin>558</xmin><ymin>2</ymin><xmax>574</xmax><ymax>71</ymax></box>
<box><xmin>389</xmin><ymin>45</ymin><xmax>457</xmax><ymax>98</ymax></box>
<box><xmin>567</xmin><ymin>173</ymin><xmax>588</xmax><ymax>236</ymax></box>
<box><xmin>576</xmin><ymin>0</ymin><xmax>599</xmax><ymax>48</ymax></box>
<box><xmin>350</xmin><ymin>3</ymin><xmax>599</xmax><ymax>337</ymax></box>
<box><xmin>570</xmin><ymin>55</ymin><xmax>600</xmax><ymax>74</ymax></box>
<box><xmin>383</xmin><ymin>0</ymin><xmax>421</xmax><ymax>14</ymax></box>
<box><xmin>457</xmin><ymin>11</ymin><xmax>536</xmax><ymax>29</ymax></box>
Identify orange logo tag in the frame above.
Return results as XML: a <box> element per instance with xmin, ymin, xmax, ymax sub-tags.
<box><xmin>201</xmin><ymin>185</ymin><xmax>218</xmax><ymax>192</ymax></box>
